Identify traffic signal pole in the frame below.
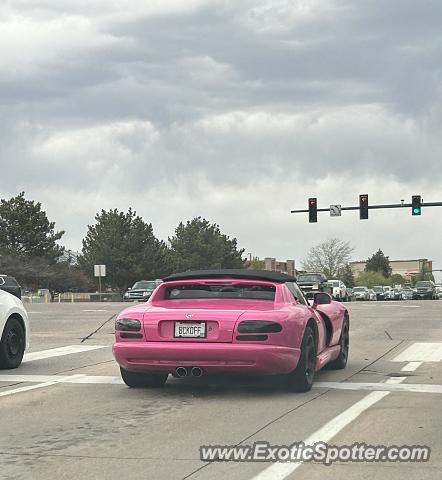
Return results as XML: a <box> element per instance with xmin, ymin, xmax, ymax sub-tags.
<box><xmin>290</xmin><ymin>200</ymin><xmax>442</xmax><ymax>216</ymax></box>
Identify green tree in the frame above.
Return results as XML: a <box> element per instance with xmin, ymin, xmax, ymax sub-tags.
<box><xmin>355</xmin><ymin>271</ymin><xmax>389</xmax><ymax>288</ymax></box>
<box><xmin>412</xmin><ymin>272</ymin><xmax>435</xmax><ymax>284</ymax></box>
<box><xmin>249</xmin><ymin>257</ymin><xmax>265</xmax><ymax>270</ymax></box>
<box><xmin>365</xmin><ymin>249</ymin><xmax>392</xmax><ymax>277</ymax></box>
<box><xmin>78</xmin><ymin>208</ymin><xmax>170</xmax><ymax>290</ymax></box>
<box><xmin>169</xmin><ymin>217</ymin><xmax>245</xmax><ymax>271</ymax></box>
<box><xmin>0</xmin><ymin>252</ymin><xmax>91</xmax><ymax>292</ymax></box>
<box><xmin>302</xmin><ymin>238</ymin><xmax>354</xmax><ymax>279</ymax></box>
<box><xmin>390</xmin><ymin>273</ymin><xmax>406</xmax><ymax>286</ymax></box>
<box><xmin>338</xmin><ymin>264</ymin><xmax>355</xmax><ymax>288</ymax></box>
<box><xmin>0</xmin><ymin>192</ymin><xmax>64</xmax><ymax>262</ymax></box>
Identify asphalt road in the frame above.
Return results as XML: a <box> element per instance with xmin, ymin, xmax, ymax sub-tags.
<box><xmin>1</xmin><ymin>300</ymin><xmax>441</xmax><ymax>480</ymax></box>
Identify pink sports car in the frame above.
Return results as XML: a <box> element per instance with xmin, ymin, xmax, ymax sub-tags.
<box><xmin>113</xmin><ymin>270</ymin><xmax>349</xmax><ymax>392</ymax></box>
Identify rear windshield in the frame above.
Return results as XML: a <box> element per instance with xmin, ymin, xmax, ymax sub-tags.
<box><xmin>329</xmin><ymin>281</ymin><xmax>339</xmax><ymax>287</ymax></box>
<box><xmin>0</xmin><ymin>276</ymin><xmax>18</xmax><ymax>286</ymax></box>
<box><xmin>164</xmin><ymin>283</ymin><xmax>276</xmax><ymax>300</ymax></box>
<box><xmin>373</xmin><ymin>287</ymin><xmax>384</xmax><ymax>292</ymax></box>
<box><xmin>132</xmin><ymin>281</ymin><xmax>158</xmax><ymax>290</ymax></box>
<box><xmin>353</xmin><ymin>287</ymin><xmax>366</xmax><ymax>292</ymax></box>
<box><xmin>415</xmin><ymin>281</ymin><xmax>432</xmax><ymax>287</ymax></box>
<box><xmin>298</xmin><ymin>275</ymin><xmax>322</xmax><ymax>282</ymax></box>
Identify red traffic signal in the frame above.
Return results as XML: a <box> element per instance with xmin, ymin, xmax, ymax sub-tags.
<box><xmin>359</xmin><ymin>194</ymin><xmax>368</xmax><ymax>219</ymax></box>
<box><xmin>308</xmin><ymin>198</ymin><xmax>317</xmax><ymax>223</ymax></box>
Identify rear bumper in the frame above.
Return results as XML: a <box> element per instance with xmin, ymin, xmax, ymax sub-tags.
<box><xmin>113</xmin><ymin>342</ymin><xmax>300</xmax><ymax>375</ymax></box>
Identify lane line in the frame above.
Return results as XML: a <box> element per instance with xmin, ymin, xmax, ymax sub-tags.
<box><xmin>0</xmin><ymin>374</ymin><xmax>123</xmax><ymax>385</ymax></box>
<box><xmin>23</xmin><ymin>345</ymin><xmax>108</xmax><ymax>362</ymax></box>
<box><xmin>251</xmin><ymin>391</ymin><xmax>390</xmax><ymax>480</ymax></box>
<box><xmin>1</xmin><ymin>375</ymin><xmax>441</xmax><ymax>392</ymax></box>
<box><xmin>251</xmin><ymin>376</ymin><xmax>407</xmax><ymax>480</ymax></box>
<box><xmin>401</xmin><ymin>361</ymin><xmax>423</xmax><ymax>372</ymax></box>
<box><xmin>0</xmin><ymin>374</ymin><xmax>85</xmax><ymax>398</ymax></box>
<box><xmin>315</xmin><ymin>381</ymin><xmax>442</xmax><ymax>394</ymax></box>
<box><xmin>392</xmin><ymin>342</ymin><xmax>442</xmax><ymax>362</ymax></box>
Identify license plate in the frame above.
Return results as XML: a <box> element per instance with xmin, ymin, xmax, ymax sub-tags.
<box><xmin>174</xmin><ymin>321</ymin><xmax>206</xmax><ymax>338</ymax></box>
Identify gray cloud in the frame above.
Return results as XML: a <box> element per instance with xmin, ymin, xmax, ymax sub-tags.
<box><xmin>1</xmin><ymin>0</ymin><xmax>441</xmax><ymax>279</ymax></box>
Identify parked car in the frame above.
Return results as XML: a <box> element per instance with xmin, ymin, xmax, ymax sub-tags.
<box><xmin>0</xmin><ymin>289</ymin><xmax>29</xmax><ymax>368</ymax></box>
<box><xmin>372</xmin><ymin>286</ymin><xmax>386</xmax><ymax>301</ymax></box>
<box><xmin>353</xmin><ymin>286</ymin><xmax>370</xmax><ymax>301</ymax></box>
<box><xmin>0</xmin><ymin>275</ymin><xmax>22</xmax><ymax>300</ymax></box>
<box><xmin>383</xmin><ymin>286</ymin><xmax>392</xmax><ymax>300</ymax></box>
<box><xmin>402</xmin><ymin>287</ymin><xmax>414</xmax><ymax>300</ymax></box>
<box><xmin>436</xmin><ymin>286</ymin><xmax>442</xmax><ymax>300</ymax></box>
<box><xmin>113</xmin><ymin>269</ymin><xmax>350</xmax><ymax>392</ymax></box>
<box><xmin>391</xmin><ymin>288</ymin><xmax>404</xmax><ymax>301</ymax></box>
<box><xmin>368</xmin><ymin>289</ymin><xmax>377</xmax><ymax>301</ymax></box>
<box><xmin>297</xmin><ymin>273</ymin><xmax>330</xmax><ymax>299</ymax></box>
<box><xmin>346</xmin><ymin>288</ymin><xmax>354</xmax><ymax>302</ymax></box>
<box><xmin>123</xmin><ymin>279</ymin><xmax>163</xmax><ymax>302</ymax></box>
<box><xmin>328</xmin><ymin>280</ymin><xmax>347</xmax><ymax>301</ymax></box>
<box><xmin>413</xmin><ymin>281</ymin><xmax>436</xmax><ymax>300</ymax></box>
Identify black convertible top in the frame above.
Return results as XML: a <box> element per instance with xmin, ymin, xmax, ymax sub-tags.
<box><xmin>163</xmin><ymin>269</ymin><xmax>297</xmax><ymax>283</ymax></box>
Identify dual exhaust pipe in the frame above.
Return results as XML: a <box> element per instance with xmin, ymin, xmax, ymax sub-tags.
<box><xmin>175</xmin><ymin>366</ymin><xmax>203</xmax><ymax>378</ymax></box>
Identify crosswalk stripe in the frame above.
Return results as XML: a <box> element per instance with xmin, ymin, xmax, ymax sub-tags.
<box><xmin>23</xmin><ymin>345</ymin><xmax>108</xmax><ymax>362</ymax></box>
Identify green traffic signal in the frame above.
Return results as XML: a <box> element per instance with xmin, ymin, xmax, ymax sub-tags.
<box><xmin>412</xmin><ymin>195</ymin><xmax>421</xmax><ymax>216</ymax></box>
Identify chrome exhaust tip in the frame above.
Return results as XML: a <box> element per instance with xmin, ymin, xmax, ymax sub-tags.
<box><xmin>175</xmin><ymin>366</ymin><xmax>188</xmax><ymax>378</ymax></box>
<box><xmin>191</xmin><ymin>366</ymin><xmax>203</xmax><ymax>377</ymax></box>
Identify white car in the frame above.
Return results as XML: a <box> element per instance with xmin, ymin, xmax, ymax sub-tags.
<box><xmin>0</xmin><ymin>289</ymin><xmax>29</xmax><ymax>369</ymax></box>
<box><xmin>328</xmin><ymin>280</ymin><xmax>347</xmax><ymax>301</ymax></box>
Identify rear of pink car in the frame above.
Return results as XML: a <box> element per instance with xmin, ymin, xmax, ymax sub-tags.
<box><xmin>113</xmin><ymin>271</ymin><xmax>307</xmax><ymax>379</ymax></box>
<box><xmin>112</xmin><ymin>269</ymin><xmax>347</xmax><ymax>391</ymax></box>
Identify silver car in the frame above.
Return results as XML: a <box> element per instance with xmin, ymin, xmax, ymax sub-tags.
<box><xmin>353</xmin><ymin>286</ymin><xmax>370</xmax><ymax>301</ymax></box>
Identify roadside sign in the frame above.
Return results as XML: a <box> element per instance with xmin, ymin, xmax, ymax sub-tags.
<box><xmin>330</xmin><ymin>205</ymin><xmax>342</xmax><ymax>217</ymax></box>
<box><xmin>94</xmin><ymin>265</ymin><xmax>106</xmax><ymax>277</ymax></box>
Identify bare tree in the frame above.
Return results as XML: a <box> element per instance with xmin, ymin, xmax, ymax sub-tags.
<box><xmin>301</xmin><ymin>238</ymin><xmax>354</xmax><ymax>279</ymax></box>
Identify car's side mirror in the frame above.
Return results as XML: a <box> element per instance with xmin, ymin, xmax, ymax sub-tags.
<box><xmin>313</xmin><ymin>292</ymin><xmax>332</xmax><ymax>306</ymax></box>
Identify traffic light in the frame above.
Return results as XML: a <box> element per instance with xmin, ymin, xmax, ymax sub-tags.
<box><xmin>412</xmin><ymin>195</ymin><xmax>421</xmax><ymax>215</ymax></box>
<box><xmin>308</xmin><ymin>198</ymin><xmax>317</xmax><ymax>223</ymax></box>
<box><xmin>359</xmin><ymin>194</ymin><xmax>368</xmax><ymax>220</ymax></box>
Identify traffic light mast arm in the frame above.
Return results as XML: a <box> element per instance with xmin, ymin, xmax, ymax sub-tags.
<box><xmin>290</xmin><ymin>201</ymin><xmax>442</xmax><ymax>214</ymax></box>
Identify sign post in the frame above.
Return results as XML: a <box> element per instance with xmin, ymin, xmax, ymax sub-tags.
<box><xmin>94</xmin><ymin>265</ymin><xmax>106</xmax><ymax>302</ymax></box>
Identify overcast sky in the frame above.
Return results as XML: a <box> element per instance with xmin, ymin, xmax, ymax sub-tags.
<box><xmin>1</xmin><ymin>0</ymin><xmax>441</xmax><ymax>279</ymax></box>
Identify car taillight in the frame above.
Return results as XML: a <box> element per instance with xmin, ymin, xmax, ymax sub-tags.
<box><xmin>238</xmin><ymin>321</ymin><xmax>282</xmax><ymax>334</ymax></box>
<box><xmin>115</xmin><ymin>318</ymin><xmax>141</xmax><ymax>331</ymax></box>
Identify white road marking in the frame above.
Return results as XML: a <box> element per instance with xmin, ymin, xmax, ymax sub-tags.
<box><xmin>251</xmin><ymin>377</ymin><xmax>408</xmax><ymax>480</ymax></box>
<box><xmin>315</xmin><ymin>381</ymin><xmax>442</xmax><ymax>394</ymax></box>
<box><xmin>23</xmin><ymin>345</ymin><xmax>108</xmax><ymax>362</ymax></box>
<box><xmin>392</xmin><ymin>342</ymin><xmax>442</xmax><ymax>362</ymax></box>
<box><xmin>385</xmin><ymin>376</ymin><xmax>407</xmax><ymax>384</ymax></box>
<box><xmin>26</xmin><ymin>311</ymin><xmax>42</xmax><ymax>314</ymax></box>
<box><xmin>2</xmin><ymin>375</ymin><xmax>441</xmax><ymax>393</ymax></box>
<box><xmin>83</xmin><ymin>309</ymin><xmax>108</xmax><ymax>312</ymax></box>
<box><xmin>252</xmin><ymin>392</ymin><xmax>390</xmax><ymax>479</ymax></box>
<box><xmin>0</xmin><ymin>374</ymin><xmax>85</xmax><ymax>398</ymax></box>
<box><xmin>0</xmin><ymin>374</ymin><xmax>123</xmax><ymax>385</ymax></box>
<box><xmin>401</xmin><ymin>361</ymin><xmax>423</xmax><ymax>372</ymax></box>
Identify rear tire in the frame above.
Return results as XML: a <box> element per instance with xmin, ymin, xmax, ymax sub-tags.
<box><xmin>120</xmin><ymin>367</ymin><xmax>168</xmax><ymax>388</ymax></box>
<box><xmin>0</xmin><ymin>317</ymin><xmax>25</xmax><ymax>369</ymax></box>
<box><xmin>328</xmin><ymin>317</ymin><xmax>349</xmax><ymax>370</ymax></box>
<box><xmin>285</xmin><ymin>326</ymin><xmax>316</xmax><ymax>392</ymax></box>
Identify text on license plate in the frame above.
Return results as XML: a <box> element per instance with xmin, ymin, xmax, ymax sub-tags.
<box><xmin>174</xmin><ymin>321</ymin><xmax>206</xmax><ymax>338</ymax></box>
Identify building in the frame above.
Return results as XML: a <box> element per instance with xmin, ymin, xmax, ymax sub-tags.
<box><xmin>264</xmin><ymin>258</ymin><xmax>296</xmax><ymax>277</ymax></box>
<box><xmin>350</xmin><ymin>259</ymin><xmax>433</xmax><ymax>279</ymax></box>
